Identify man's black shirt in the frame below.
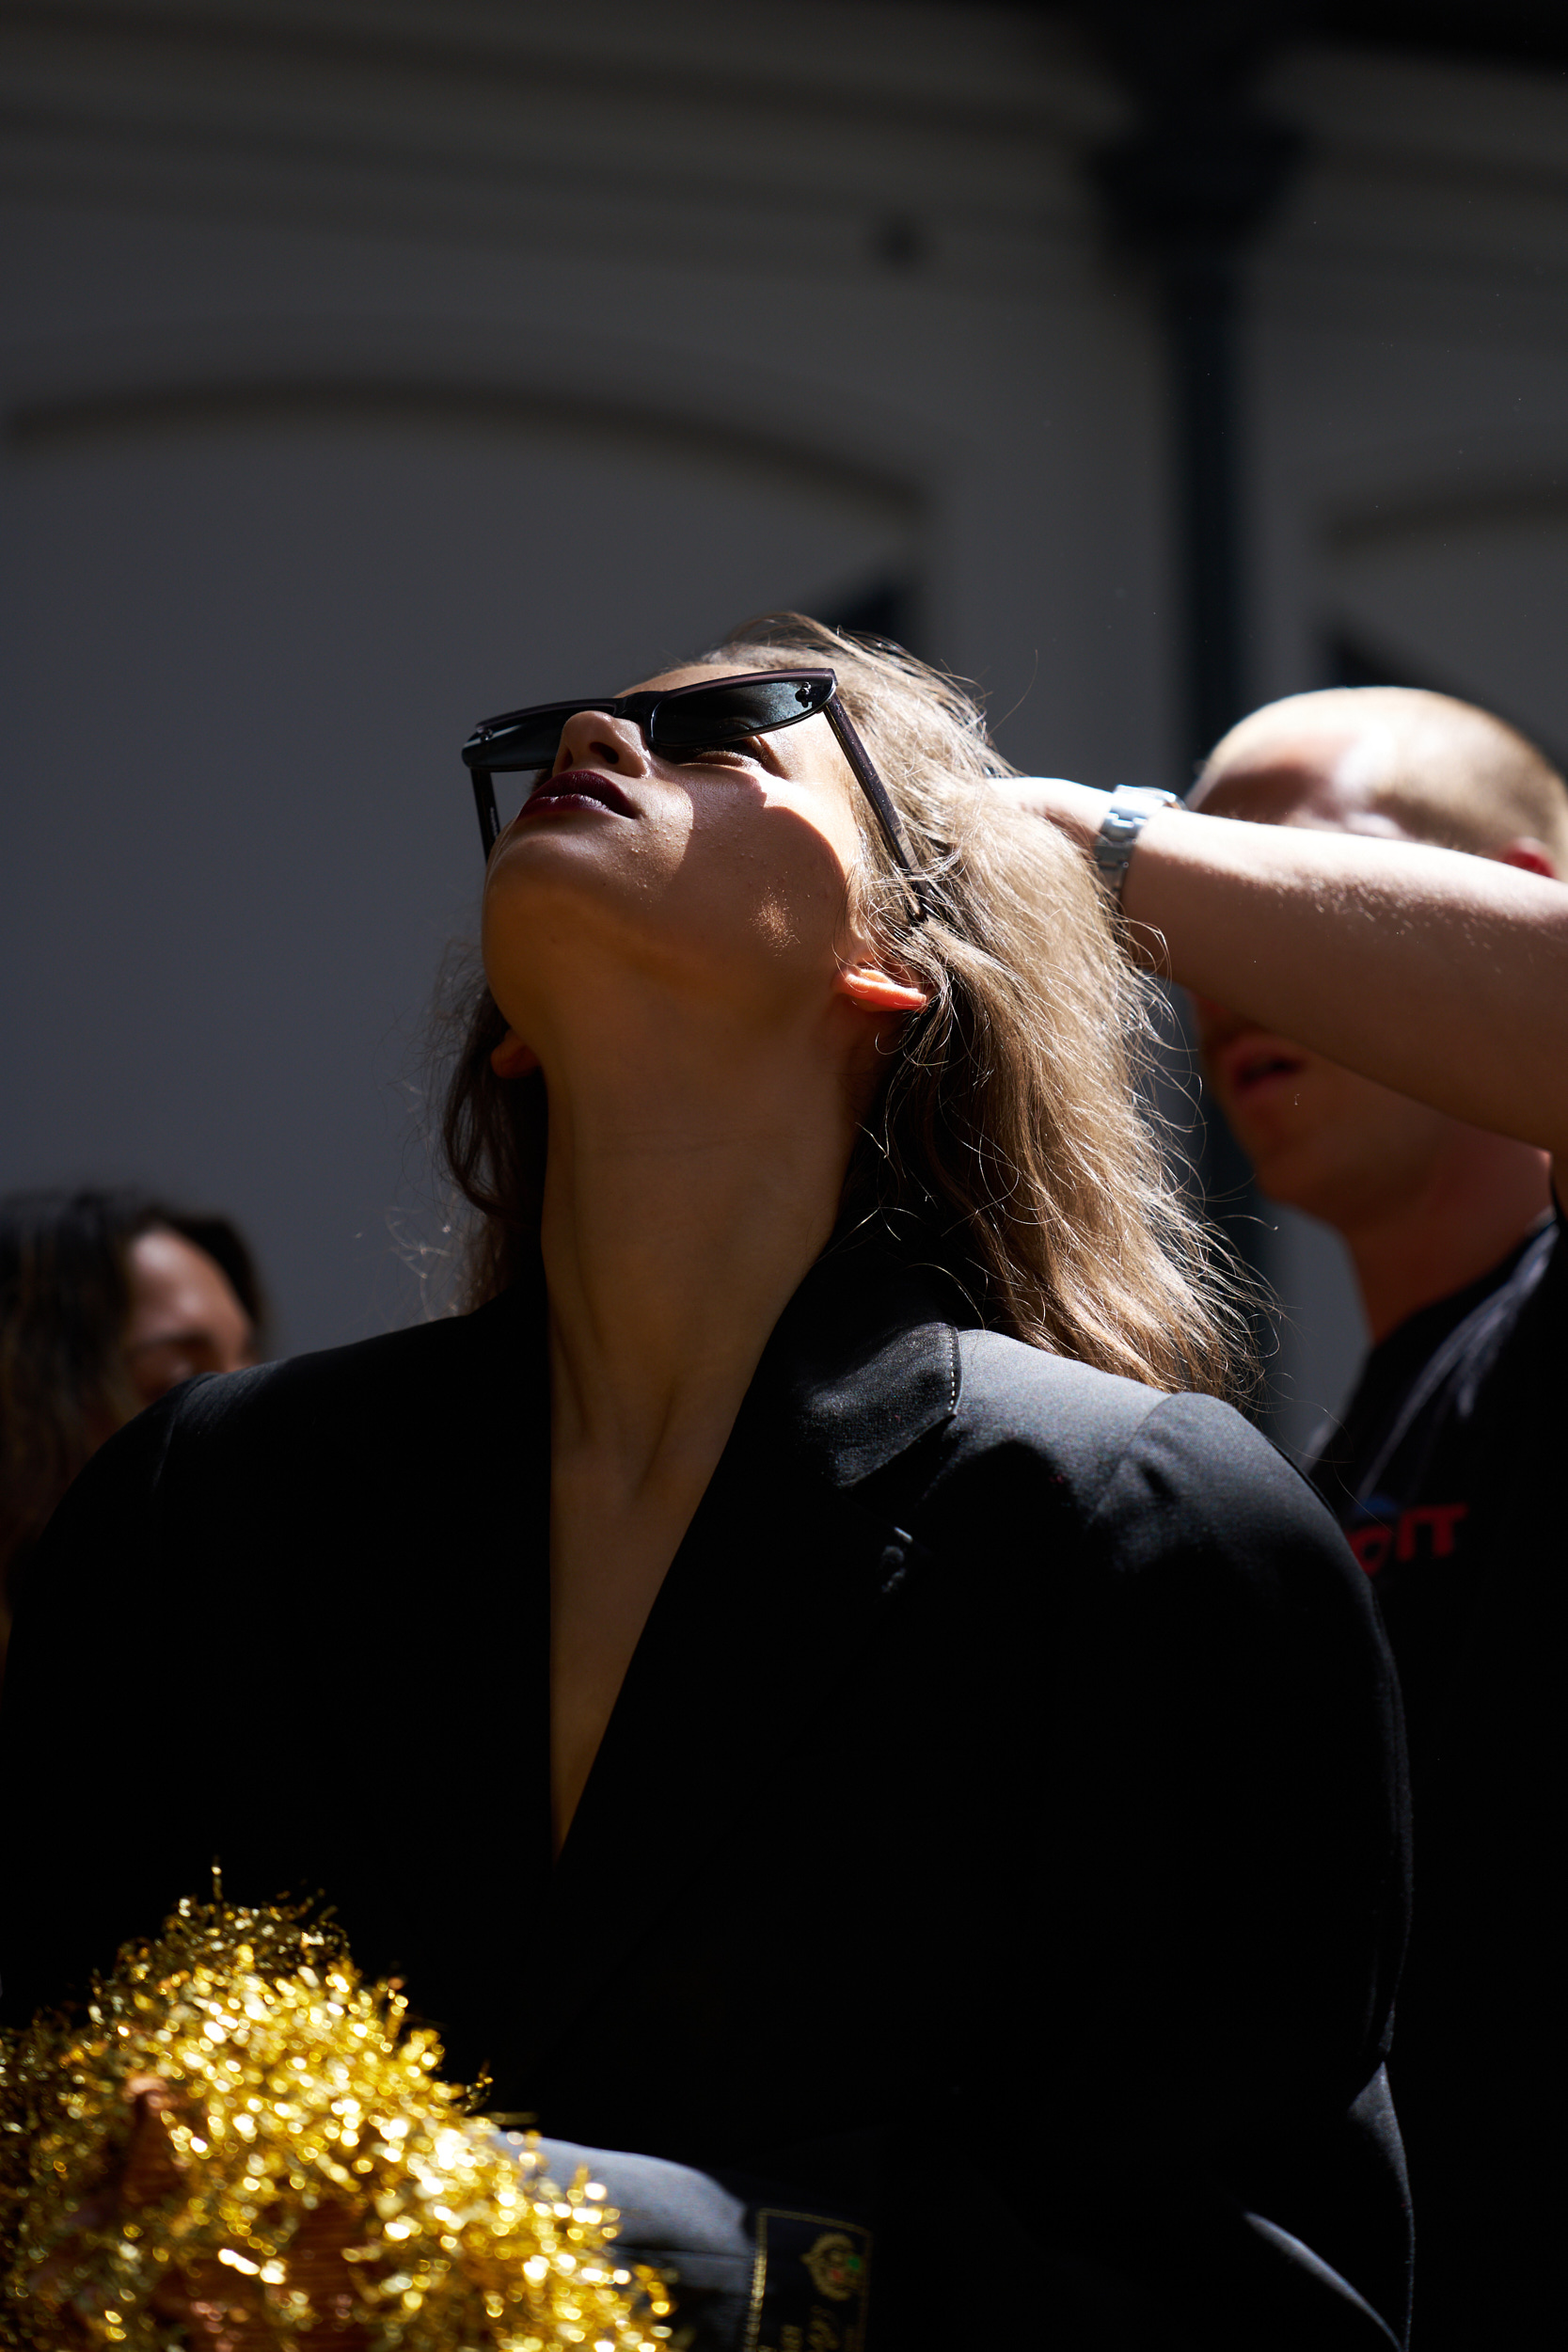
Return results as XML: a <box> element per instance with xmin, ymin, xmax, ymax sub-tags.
<box><xmin>1308</xmin><ymin>1207</ymin><xmax>1564</xmax><ymax>2349</ymax></box>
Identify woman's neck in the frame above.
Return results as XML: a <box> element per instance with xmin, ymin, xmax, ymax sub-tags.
<box><xmin>532</xmin><ymin>992</ymin><xmax>864</xmax><ymax>1856</ymax></box>
<box><xmin>537</xmin><ymin>996</ymin><xmax>862</xmax><ymax>1495</ymax></box>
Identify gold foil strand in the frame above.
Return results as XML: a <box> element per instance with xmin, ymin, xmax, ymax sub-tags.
<box><xmin>0</xmin><ymin>1895</ymin><xmax>672</xmax><ymax>2350</ymax></box>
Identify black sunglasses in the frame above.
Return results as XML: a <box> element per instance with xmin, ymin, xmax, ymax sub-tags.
<box><xmin>462</xmin><ymin>666</ymin><xmax>924</xmax><ymax>908</ymax></box>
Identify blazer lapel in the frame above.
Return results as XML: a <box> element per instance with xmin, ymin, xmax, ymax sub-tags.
<box><xmin>502</xmin><ymin>1238</ymin><xmax>963</xmax><ymax>2090</ymax></box>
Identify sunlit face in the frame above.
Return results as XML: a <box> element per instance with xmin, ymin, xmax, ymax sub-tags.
<box><xmin>1189</xmin><ymin>736</ymin><xmax>1458</xmax><ymax>1228</ymax></box>
<box><xmin>123</xmin><ymin>1228</ymin><xmax>257</xmax><ymax>1405</ymax></box>
<box><xmin>481</xmin><ymin>666</ymin><xmax>874</xmax><ymax>1061</ymax></box>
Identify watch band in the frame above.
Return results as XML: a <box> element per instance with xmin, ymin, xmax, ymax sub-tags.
<box><xmin>1091</xmin><ymin>786</ymin><xmax>1181</xmax><ymax>900</ymax></box>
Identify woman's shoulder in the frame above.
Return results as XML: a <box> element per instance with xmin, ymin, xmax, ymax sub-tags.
<box><xmin>38</xmin><ymin>1287</ymin><xmax>536</xmax><ymax>1545</ymax></box>
<box><xmin>166</xmin><ymin>1290</ymin><xmax>524</xmax><ymax>1440</ymax></box>
<box><xmin>952</xmin><ymin>1322</ymin><xmax>1276</xmax><ymax>1478</ymax></box>
<box><xmin>935</xmin><ymin>1326</ymin><xmax>1352</xmax><ymax>1597</ymax></box>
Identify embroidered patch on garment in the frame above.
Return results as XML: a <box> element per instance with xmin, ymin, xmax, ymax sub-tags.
<box><xmin>743</xmin><ymin>2209</ymin><xmax>872</xmax><ymax>2352</ymax></box>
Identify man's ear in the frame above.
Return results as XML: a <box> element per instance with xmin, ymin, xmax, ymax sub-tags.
<box><xmin>832</xmin><ymin>957</ymin><xmax>930</xmax><ymax>1016</ymax></box>
<box><xmin>1495</xmin><ymin>836</ymin><xmax>1559</xmax><ymax>882</ymax></box>
<box><xmin>490</xmin><ymin>1028</ymin><xmax>541</xmax><ymax>1078</ymax></box>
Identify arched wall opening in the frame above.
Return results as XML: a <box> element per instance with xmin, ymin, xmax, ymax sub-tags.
<box><xmin>0</xmin><ymin>381</ymin><xmax>926</xmax><ymax>1347</ymax></box>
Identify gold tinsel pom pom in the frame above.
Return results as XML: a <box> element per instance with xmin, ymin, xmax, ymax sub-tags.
<box><xmin>0</xmin><ymin>1895</ymin><xmax>673</xmax><ymax>2350</ymax></box>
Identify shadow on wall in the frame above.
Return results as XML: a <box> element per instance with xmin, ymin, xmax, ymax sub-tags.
<box><xmin>817</xmin><ymin>576</ymin><xmax>924</xmax><ymax>657</ymax></box>
<box><xmin>1327</xmin><ymin>627</ymin><xmax>1568</xmax><ymax>777</ymax></box>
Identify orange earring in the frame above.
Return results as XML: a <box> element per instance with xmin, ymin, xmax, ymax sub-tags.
<box><xmin>490</xmin><ymin>1030</ymin><xmax>540</xmax><ymax>1078</ymax></box>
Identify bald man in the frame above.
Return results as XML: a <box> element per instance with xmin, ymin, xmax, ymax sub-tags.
<box><xmin>1013</xmin><ymin>691</ymin><xmax>1568</xmax><ymax>2347</ymax></box>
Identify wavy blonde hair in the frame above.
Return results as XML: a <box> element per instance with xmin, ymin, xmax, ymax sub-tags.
<box><xmin>441</xmin><ymin>613</ymin><xmax>1249</xmax><ymax>1398</ymax></box>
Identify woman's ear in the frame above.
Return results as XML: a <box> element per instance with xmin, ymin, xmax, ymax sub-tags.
<box><xmin>832</xmin><ymin>957</ymin><xmax>930</xmax><ymax>1016</ymax></box>
<box><xmin>490</xmin><ymin>1028</ymin><xmax>541</xmax><ymax>1078</ymax></box>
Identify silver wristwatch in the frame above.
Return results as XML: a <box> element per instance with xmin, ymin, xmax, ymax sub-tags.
<box><xmin>1091</xmin><ymin>786</ymin><xmax>1181</xmax><ymax>901</ymax></box>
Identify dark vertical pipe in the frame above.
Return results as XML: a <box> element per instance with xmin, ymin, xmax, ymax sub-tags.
<box><xmin>1168</xmin><ymin>239</ymin><xmax>1245</xmax><ymax>773</ymax></box>
<box><xmin>1091</xmin><ymin>102</ymin><xmax>1301</xmax><ymax>768</ymax></box>
<box><xmin>1164</xmin><ymin>230</ymin><xmax>1259</xmax><ymax>1269</ymax></box>
<box><xmin>1081</xmin><ymin>8</ymin><xmax>1306</xmax><ymax>1378</ymax></box>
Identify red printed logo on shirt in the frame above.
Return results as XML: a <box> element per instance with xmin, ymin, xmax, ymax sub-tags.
<box><xmin>1349</xmin><ymin>1502</ymin><xmax>1468</xmax><ymax>1576</ymax></box>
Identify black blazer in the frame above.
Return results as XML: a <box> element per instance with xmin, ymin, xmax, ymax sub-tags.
<box><xmin>0</xmin><ymin>1233</ymin><xmax>1411</xmax><ymax>2348</ymax></box>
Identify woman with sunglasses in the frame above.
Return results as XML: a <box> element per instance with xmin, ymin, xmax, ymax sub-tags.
<box><xmin>1</xmin><ymin>617</ymin><xmax>1409</xmax><ymax>2349</ymax></box>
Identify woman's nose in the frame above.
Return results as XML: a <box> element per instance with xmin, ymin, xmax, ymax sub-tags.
<box><xmin>553</xmin><ymin>709</ymin><xmax>648</xmax><ymax>774</ymax></box>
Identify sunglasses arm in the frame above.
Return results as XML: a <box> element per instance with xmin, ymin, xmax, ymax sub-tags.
<box><xmin>823</xmin><ymin>697</ymin><xmax>928</xmax><ymax>923</ymax></box>
<box><xmin>471</xmin><ymin>767</ymin><xmax>501</xmax><ymax>859</ymax></box>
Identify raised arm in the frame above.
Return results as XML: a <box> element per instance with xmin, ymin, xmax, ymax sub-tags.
<box><xmin>1006</xmin><ymin>778</ymin><xmax>1568</xmax><ymax>1170</ymax></box>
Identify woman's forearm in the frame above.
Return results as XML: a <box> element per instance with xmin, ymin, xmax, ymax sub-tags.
<box><xmin>1008</xmin><ymin>780</ymin><xmax>1568</xmax><ymax>1161</ymax></box>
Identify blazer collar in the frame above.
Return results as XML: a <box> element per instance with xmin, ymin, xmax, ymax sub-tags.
<box><xmin>739</xmin><ymin>1219</ymin><xmax>968</xmax><ymax>1485</ymax></box>
<box><xmin>489</xmin><ymin>1224</ymin><xmax>969</xmax><ymax>2099</ymax></box>
<box><xmin>481</xmin><ymin>1216</ymin><xmax>968</xmax><ymax>1486</ymax></box>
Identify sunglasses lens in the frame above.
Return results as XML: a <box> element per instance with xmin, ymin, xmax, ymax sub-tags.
<box><xmin>466</xmin><ymin>706</ymin><xmax>578</xmax><ymax>834</ymax></box>
<box><xmin>652</xmin><ymin>674</ymin><xmax>832</xmax><ymax>751</ymax></box>
<box><xmin>466</xmin><ymin>707</ymin><xmax>574</xmax><ymax>771</ymax></box>
<box><xmin>467</xmin><ymin>675</ymin><xmax>839</xmax><ymax>853</ymax></box>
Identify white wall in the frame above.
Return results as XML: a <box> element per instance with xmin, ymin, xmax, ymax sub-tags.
<box><xmin>2</xmin><ymin>2</ymin><xmax>1565</xmax><ymax>1439</ymax></box>
<box><xmin>2</xmin><ymin>389</ymin><xmax>921</xmax><ymax>1343</ymax></box>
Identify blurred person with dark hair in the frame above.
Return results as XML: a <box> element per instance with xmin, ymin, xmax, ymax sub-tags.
<box><xmin>0</xmin><ymin>1187</ymin><xmax>263</xmax><ymax>1664</ymax></box>
<box><xmin>1010</xmin><ymin>688</ymin><xmax>1568</xmax><ymax>2348</ymax></box>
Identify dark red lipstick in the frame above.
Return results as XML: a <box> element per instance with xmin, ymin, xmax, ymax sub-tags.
<box><xmin>1220</xmin><ymin>1035</ymin><xmax>1307</xmax><ymax>1099</ymax></box>
<box><xmin>521</xmin><ymin>769</ymin><xmax>637</xmax><ymax>818</ymax></box>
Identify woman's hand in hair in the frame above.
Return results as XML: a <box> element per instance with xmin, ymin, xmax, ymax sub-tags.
<box><xmin>993</xmin><ymin>777</ymin><xmax>1177</xmax><ymax>973</ymax></box>
<box><xmin>993</xmin><ymin>775</ymin><xmax>1113</xmax><ymax>856</ymax></box>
